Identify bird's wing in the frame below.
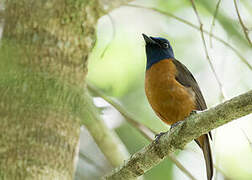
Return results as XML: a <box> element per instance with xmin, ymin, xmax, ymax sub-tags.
<box><xmin>172</xmin><ymin>59</ymin><xmax>207</xmax><ymax>110</ymax></box>
<box><xmin>172</xmin><ymin>59</ymin><xmax>212</xmax><ymax>137</ymax></box>
<box><xmin>172</xmin><ymin>59</ymin><xmax>213</xmax><ymax>174</ymax></box>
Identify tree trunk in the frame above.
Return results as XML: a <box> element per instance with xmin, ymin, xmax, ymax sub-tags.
<box><xmin>0</xmin><ymin>0</ymin><xmax>132</xmax><ymax>179</ymax></box>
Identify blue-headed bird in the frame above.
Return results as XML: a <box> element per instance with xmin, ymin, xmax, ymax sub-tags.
<box><xmin>143</xmin><ymin>34</ymin><xmax>213</xmax><ymax>180</ymax></box>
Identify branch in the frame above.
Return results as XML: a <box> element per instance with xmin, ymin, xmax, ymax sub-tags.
<box><xmin>98</xmin><ymin>0</ymin><xmax>135</xmax><ymax>14</ymax></box>
<box><xmin>209</xmin><ymin>0</ymin><xmax>222</xmax><ymax>48</ymax></box>
<box><xmin>104</xmin><ymin>90</ymin><xmax>252</xmax><ymax>179</ymax></box>
<box><xmin>126</xmin><ymin>4</ymin><xmax>252</xmax><ymax>72</ymax></box>
<box><xmin>87</xmin><ymin>82</ymin><xmax>197</xmax><ymax>180</ymax></box>
<box><xmin>189</xmin><ymin>0</ymin><xmax>225</xmax><ymax>101</ymax></box>
<box><xmin>81</xmin><ymin>91</ymin><xmax>129</xmax><ymax>167</ymax></box>
<box><xmin>234</xmin><ymin>0</ymin><xmax>252</xmax><ymax>46</ymax></box>
<box><xmin>87</xmin><ymin>83</ymin><xmax>156</xmax><ymax>138</ymax></box>
<box><xmin>241</xmin><ymin>129</ymin><xmax>252</xmax><ymax>151</ymax></box>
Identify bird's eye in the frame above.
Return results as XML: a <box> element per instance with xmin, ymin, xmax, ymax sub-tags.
<box><xmin>163</xmin><ymin>43</ymin><xmax>169</xmax><ymax>48</ymax></box>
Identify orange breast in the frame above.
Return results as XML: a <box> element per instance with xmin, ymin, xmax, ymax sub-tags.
<box><xmin>145</xmin><ymin>59</ymin><xmax>195</xmax><ymax>125</ymax></box>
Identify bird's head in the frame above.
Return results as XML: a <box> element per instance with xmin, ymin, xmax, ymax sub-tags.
<box><xmin>142</xmin><ymin>34</ymin><xmax>174</xmax><ymax>70</ymax></box>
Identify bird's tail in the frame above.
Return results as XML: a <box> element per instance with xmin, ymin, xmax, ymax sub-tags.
<box><xmin>196</xmin><ymin>134</ymin><xmax>213</xmax><ymax>180</ymax></box>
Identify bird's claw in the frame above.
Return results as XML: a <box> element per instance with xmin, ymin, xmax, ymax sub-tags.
<box><xmin>154</xmin><ymin>132</ymin><xmax>166</xmax><ymax>142</ymax></box>
<box><xmin>190</xmin><ymin>110</ymin><xmax>200</xmax><ymax>116</ymax></box>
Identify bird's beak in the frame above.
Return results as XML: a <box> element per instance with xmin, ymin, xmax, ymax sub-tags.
<box><xmin>142</xmin><ymin>34</ymin><xmax>157</xmax><ymax>45</ymax></box>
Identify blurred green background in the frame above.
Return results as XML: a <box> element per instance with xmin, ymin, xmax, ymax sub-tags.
<box><xmin>77</xmin><ymin>0</ymin><xmax>252</xmax><ymax>179</ymax></box>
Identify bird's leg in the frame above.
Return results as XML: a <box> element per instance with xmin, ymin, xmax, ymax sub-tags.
<box><xmin>154</xmin><ymin>132</ymin><xmax>166</xmax><ymax>142</ymax></box>
<box><xmin>170</xmin><ymin>111</ymin><xmax>199</xmax><ymax>131</ymax></box>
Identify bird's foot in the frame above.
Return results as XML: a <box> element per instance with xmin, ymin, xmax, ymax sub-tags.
<box><xmin>190</xmin><ymin>110</ymin><xmax>200</xmax><ymax>116</ymax></box>
<box><xmin>170</xmin><ymin>121</ymin><xmax>183</xmax><ymax>129</ymax></box>
<box><xmin>154</xmin><ymin>132</ymin><xmax>166</xmax><ymax>142</ymax></box>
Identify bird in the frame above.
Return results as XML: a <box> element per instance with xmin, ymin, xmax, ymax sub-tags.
<box><xmin>142</xmin><ymin>34</ymin><xmax>213</xmax><ymax>180</ymax></box>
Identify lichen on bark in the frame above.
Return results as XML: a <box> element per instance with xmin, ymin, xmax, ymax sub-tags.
<box><xmin>3</xmin><ymin>0</ymin><xmax>103</xmax><ymax>84</ymax></box>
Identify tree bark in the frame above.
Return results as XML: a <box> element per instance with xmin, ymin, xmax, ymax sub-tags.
<box><xmin>0</xmin><ymin>0</ymin><xmax>133</xmax><ymax>179</ymax></box>
<box><xmin>104</xmin><ymin>90</ymin><xmax>252</xmax><ymax>180</ymax></box>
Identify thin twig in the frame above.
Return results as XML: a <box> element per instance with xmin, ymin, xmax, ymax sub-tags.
<box><xmin>168</xmin><ymin>154</ymin><xmax>198</xmax><ymax>180</ymax></box>
<box><xmin>188</xmin><ymin>145</ymin><xmax>232</xmax><ymax>180</ymax></box>
<box><xmin>179</xmin><ymin>0</ymin><xmax>232</xmax><ymax>171</ymax></box>
<box><xmin>189</xmin><ymin>0</ymin><xmax>225</xmax><ymax>101</ymax></box>
<box><xmin>234</xmin><ymin>0</ymin><xmax>252</xmax><ymax>46</ymax></box>
<box><xmin>125</xmin><ymin>4</ymin><xmax>252</xmax><ymax>72</ymax></box>
<box><xmin>87</xmin><ymin>83</ymin><xmax>156</xmax><ymax>139</ymax></box>
<box><xmin>100</xmin><ymin>14</ymin><xmax>116</xmax><ymax>58</ymax></box>
<box><xmin>209</xmin><ymin>0</ymin><xmax>222</xmax><ymax>48</ymax></box>
<box><xmin>87</xmin><ymin>82</ymin><xmax>197</xmax><ymax>180</ymax></box>
<box><xmin>241</xmin><ymin>129</ymin><xmax>252</xmax><ymax>151</ymax></box>
<box><xmin>213</xmin><ymin>164</ymin><xmax>233</xmax><ymax>180</ymax></box>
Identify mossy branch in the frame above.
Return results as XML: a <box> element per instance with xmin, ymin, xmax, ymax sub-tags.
<box><xmin>104</xmin><ymin>90</ymin><xmax>252</xmax><ymax>179</ymax></box>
